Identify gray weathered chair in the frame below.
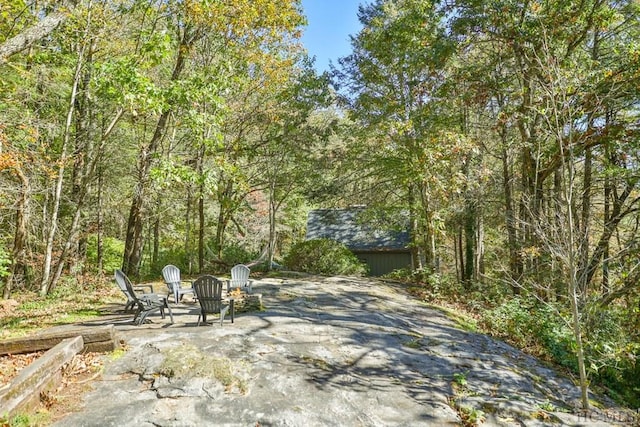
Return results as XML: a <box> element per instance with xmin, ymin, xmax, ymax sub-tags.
<box><xmin>113</xmin><ymin>269</ymin><xmax>154</xmax><ymax>312</ymax></box>
<box><xmin>193</xmin><ymin>275</ymin><xmax>234</xmax><ymax>326</ymax></box>
<box><xmin>226</xmin><ymin>264</ymin><xmax>253</xmax><ymax>294</ymax></box>
<box><xmin>162</xmin><ymin>264</ymin><xmax>195</xmax><ymax>303</ymax></box>
<box><xmin>115</xmin><ymin>269</ymin><xmax>174</xmax><ymax>325</ymax></box>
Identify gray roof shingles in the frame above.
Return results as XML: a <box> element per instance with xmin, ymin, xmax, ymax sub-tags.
<box><xmin>305</xmin><ymin>208</ymin><xmax>410</xmax><ymax>252</ymax></box>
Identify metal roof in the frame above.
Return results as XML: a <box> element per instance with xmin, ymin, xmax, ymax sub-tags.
<box><xmin>305</xmin><ymin>208</ymin><xmax>410</xmax><ymax>252</ymax></box>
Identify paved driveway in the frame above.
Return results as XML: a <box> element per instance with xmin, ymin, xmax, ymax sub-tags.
<box><xmin>54</xmin><ymin>276</ymin><xmax>632</xmax><ymax>426</ymax></box>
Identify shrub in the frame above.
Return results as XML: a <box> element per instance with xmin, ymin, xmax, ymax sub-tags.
<box><xmin>85</xmin><ymin>235</ymin><xmax>124</xmax><ymax>275</ymax></box>
<box><xmin>221</xmin><ymin>244</ymin><xmax>256</xmax><ymax>267</ymax></box>
<box><xmin>391</xmin><ymin>268</ymin><xmax>465</xmax><ymax>303</ymax></box>
<box><xmin>479</xmin><ymin>298</ymin><xmax>575</xmax><ymax>367</ymax></box>
<box><xmin>283</xmin><ymin>239</ymin><xmax>367</xmax><ymax>276</ymax></box>
<box><xmin>147</xmin><ymin>247</ymin><xmax>189</xmax><ymax>277</ymax></box>
<box><xmin>0</xmin><ymin>244</ymin><xmax>10</xmax><ymax>279</ymax></box>
<box><xmin>480</xmin><ymin>297</ymin><xmax>537</xmax><ymax>348</ymax></box>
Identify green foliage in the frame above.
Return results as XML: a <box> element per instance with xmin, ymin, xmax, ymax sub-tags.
<box><xmin>85</xmin><ymin>235</ymin><xmax>124</xmax><ymax>275</ymax></box>
<box><xmin>48</xmin><ymin>276</ymin><xmax>83</xmax><ymax>300</ymax></box>
<box><xmin>480</xmin><ymin>298</ymin><xmax>576</xmax><ymax>369</ymax></box>
<box><xmin>0</xmin><ymin>412</ymin><xmax>49</xmax><ymax>427</ymax></box>
<box><xmin>283</xmin><ymin>238</ymin><xmax>367</xmax><ymax>276</ymax></box>
<box><xmin>0</xmin><ymin>243</ymin><xmax>11</xmax><ymax>279</ymax></box>
<box><xmin>453</xmin><ymin>371</ymin><xmax>468</xmax><ymax>387</ymax></box>
<box><xmin>458</xmin><ymin>406</ymin><xmax>486</xmax><ymax>426</ymax></box>
<box><xmin>221</xmin><ymin>244</ymin><xmax>256</xmax><ymax>267</ymax></box>
<box><xmin>480</xmin><ymin>295</ymin><xmax>640</xmax><ymax>406</ymax></box>
<box><xmin>583</xmin><ymin>306</ymin><xmax>640</xmax><ymax>407</ymax></box>
<box><xmin>394</xmin><ymin>268</ymin><xmax>465</xmax><ymax>302</ymax></box>
<box><xmin>147</xmin><ymin>248</ymin><xmax>190</xmax><ymax>278</ymax></box>
<box><xmin>0</xmin><ymin>0</ymin><xmax>30</xmax><ymax>43</ymax></box>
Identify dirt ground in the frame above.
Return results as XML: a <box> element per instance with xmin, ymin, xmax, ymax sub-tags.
<box><xmin>1</xmin><ymin>351</ymin><xmax>107</xmax><ymax>425</ymax></box>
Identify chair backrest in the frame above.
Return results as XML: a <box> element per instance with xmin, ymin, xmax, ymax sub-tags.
<box><xmin>162</xmin><ymin>264</ymin><xmax>181</xmax><ymax>291</ymax></box>
<box><xmin>193</xmin><ymin>275</ymin><xmax>224</xmax><ymax>314</ymax></box>
<box><xmin>115</xmin><ymin>269</ymin><xmax>138</xmax><ymax>303</ymax></box>
<box><xmin>229</xmin><ymin>264</ymin><xmax>250</xmax><ymax>286</ymax></box>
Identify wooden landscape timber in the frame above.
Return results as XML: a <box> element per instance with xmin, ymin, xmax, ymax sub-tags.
<box><xmin>0</xmin><ymin>336</ymin><xmax>83</xmax><ymax>418</ymax></box>
<box><xmin>0</xmin><ymin>325</ymin><xmax>120</xmax><ymax>356</ymax></box>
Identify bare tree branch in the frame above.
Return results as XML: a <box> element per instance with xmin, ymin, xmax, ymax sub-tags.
<box><xmin>0</xmin><ymin>2</ymin><xmax>76</xmax><ymax>62</ymax></box>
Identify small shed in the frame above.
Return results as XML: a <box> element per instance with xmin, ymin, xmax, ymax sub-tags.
<box><xmin>305</xmin><ymin>208</ymin><xmax>412</xmax><ymax>276</ymax></box>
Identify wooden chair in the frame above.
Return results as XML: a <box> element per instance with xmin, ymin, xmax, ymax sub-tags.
<box><xmin>193</xmin><ymin>275</ymin><xmax>234</xmax><ymax>326</ymax></box>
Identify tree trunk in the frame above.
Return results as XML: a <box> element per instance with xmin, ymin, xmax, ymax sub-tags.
<box><xmin>419</xmin><ymin>185</ymin><xmax>436</xmax><ymax>273</ymax></box>
<box><xmin>457</xmin><ymin>230</ymin><xmax>464</xmax><ymax>283</ymax></box>
<box><xmin>213</xmin><ymin>180</ymin><xmax>234</xmax><ymax>261</ymax></box>
<box><xmin>96</xmin><ymin>165</ymin><xmax>104</xmax><ymax>274</ymax></box>
<box><xmin>152</xmin><ymin>197</ymin><xmax>160</xmax><ymax>269</ymax></box>
<box><xmin>515</xmin><ymin>63</ymin><xmax>541</xmax><ymax>283</ymax></box>
<box><xmin>463</xmin><ymin>202</ymin><xmax>476</xmax><ymax>286</ymax></box>
<box><xmin>501</xmin><ymin>142</ymin><xmax>521</xmax><ymax>292</ymax></box>
<box><xmin>185</xmin><ymin>186</ymin><xmax>193</xmax><ymax>273</ymax></box>
<box><xmin>50</xmin><ymin>199</ymin><xmax>85</xmax><ymax>292</ymax></box>
<box><xmin>579</xmin><ymin>146</ymin><xmax>592</xmax><ymax>295</ymax></box>
<box><xmin>198</xmin><ymin>180</ymin><xmax>205</xmax><ymax>274</ymax></box>
<box><xmin>123</xmin><ymin>196</ymin><xmax>145</xmax><ymax>277</ymax></box>
<box><xmin>70</xmin><ymin>42</ymin><xmax>94</xmax><ymax>277</ymax></box>
<box><xmin>584</xmin><ymin>179</ymin><xmax>636</xmax><ymax>287</ymax></box>
<box><xmin>475</xmin><ymin>211</ymin><xmax>484</xmax><ymax>279</ymax></box>
<box><xmin>122</xmin><ymin>32</ymin><xmax>191</xmax><ymax>276</ymax></box>
<box><xmin>267</xmin><ymin>181</ymin><xmax>278</xmax><ymax>271</ymax></box>
<box><xmin>40</xmin><ymin>44</ymin><xmax>85</xmax><ymax>296</ymax></box>
<box><xmin>5</xmin><ymin>168</ymin><xmax>30</xmax><ymax>299</ymax></box>
<box><xmin>408</xmin><ymin>187</ymin><xmax>422</xmax><ymax>270</ymax></box>
<box><xmin>197</xmin><ymin>143</ymin><xmax>205</xmax><ymax>274</ymax></box>
<box><xmin>602</xmin><ymin>145</ymin><xmax>611</xmax><ymax>293</ymax></box>
<box><xmin>0</xmin><ymin>2</ymin><xmax>74</xmax><ymax>62</ymax></box>
<box><xmin>46</xmin><ymin>37</ymin><xmax>126</xmax><ymax>292</ymax></box>
<box><xmin>214</xmin><ymin>208</ymin><xmax>226</xmax><ymax>261</ymax></box>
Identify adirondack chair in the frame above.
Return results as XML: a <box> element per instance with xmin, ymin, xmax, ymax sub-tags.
<box><xmin>193</xmin><ymin>275</ymin><xmax>234</xmax><ymax>326</ymax></box>
<box><xmin>115</xmin><ymin>269</ymin><xmax>173</xmax><ymax>325</ymax></box>
<box><xmin>161</xmin><ymin>264</ymin><xmax>195</xmax><ymax>303</ymax></box>
<box><xmin>226</xmin><ymin>264</ymin><xmax>253</xmax><ymax>294</ymax></box>
<box><xmin>113</xmin><ymin>269</ymin><xmax>154</xmax><ymax>312</ymax></box>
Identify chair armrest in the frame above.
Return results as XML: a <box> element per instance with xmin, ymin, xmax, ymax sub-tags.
<box><xmin>138</xmin><ymin>293</ymin><xmax>164</xmax><ymax>306</ymax></box>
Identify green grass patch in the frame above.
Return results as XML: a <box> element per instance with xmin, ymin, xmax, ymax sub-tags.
<box><xmin>0</xmin><ymin>411</ymin><xmax>50</xmax><ymax>427</ymax></box>
<box><xmin>54</xmin><ymin>309</ymin><xmax>103</xmax><ymax>325</ymax></box>
<box><xmin>425</xmin><ymin>303</ymin><xmax>478</xmax><ymax>332</ymax></box>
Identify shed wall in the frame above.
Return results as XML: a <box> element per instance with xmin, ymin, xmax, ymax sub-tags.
<box><xmin>355</xmin><ymin>252</ymin><xmax>412</xmax><ymax>277</ymax></box>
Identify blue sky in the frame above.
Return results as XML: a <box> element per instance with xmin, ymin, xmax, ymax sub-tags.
<box><xmin>300</xmin><ymin>0</ymin><xmax>364</xmax><ymax>73</ymax></box>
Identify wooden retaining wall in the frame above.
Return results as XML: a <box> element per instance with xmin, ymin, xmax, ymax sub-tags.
<box><xmin>0</xmin><ymin>336</ymin><xmax>83</xmax><ymax>417</ymax></box>
<box><xmin>0</xmin><ymin>325</ymin><xmax>120</xmax><ymax>356</ymax></box>
<box><xmin>0</xmin><ymin>325</ymin><xmax>120</xmax><ymax>419</ymax></box>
